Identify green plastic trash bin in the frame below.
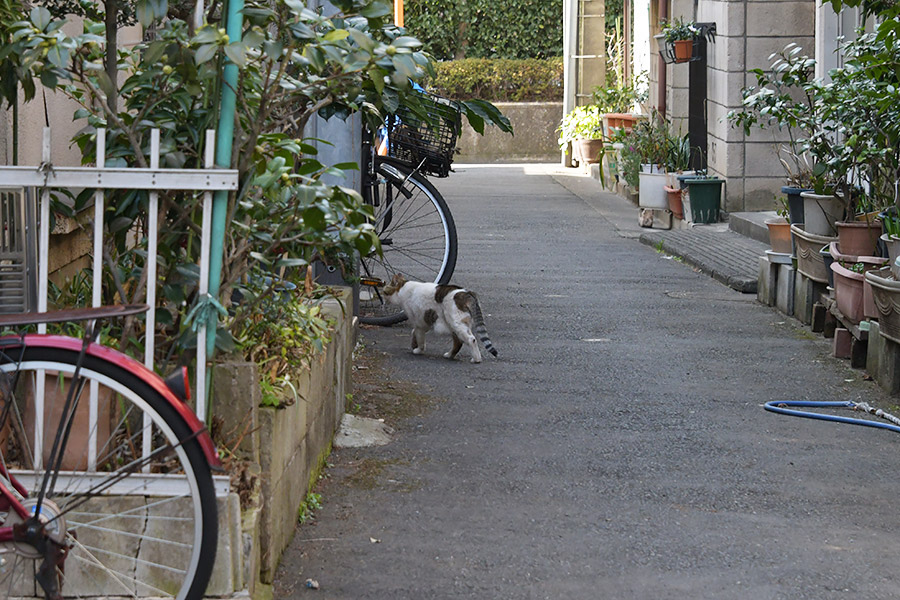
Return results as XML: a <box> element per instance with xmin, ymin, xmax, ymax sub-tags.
<box><xmin>686</xmin><ymin>178</ymin><xmax>723</xmax><ymax>224</ymax></box>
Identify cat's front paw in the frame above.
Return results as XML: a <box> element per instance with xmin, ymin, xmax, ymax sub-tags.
<box><xmin>442</xmin><ymin>351</ymin><xmax>456</xmax><ymax>359</ymax></box>
<box><xmin>470</xmin><ymin>356</ymin><xmax>482</xmax><ymax>364</ymax></box>
<box><xmin>412</xmin><ymin>348</ymin><xmax>423</xmax><ymax>355</ymax></box>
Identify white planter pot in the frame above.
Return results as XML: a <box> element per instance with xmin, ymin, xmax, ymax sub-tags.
<box><xmin>800</xmin><ymin>192</ymin><xmax>844</xmax><ymax>237</ymax></box>
<box><xmin>881</xmin><ymin>233</ymin><xmax>900</xmax><ymax>279</ymax></box>
<box><xmin>638</xmin><ymin>171</ymin><xmax>668</xmax><ymax>209</ymax></box>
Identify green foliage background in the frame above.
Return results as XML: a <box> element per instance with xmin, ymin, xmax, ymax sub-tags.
<box><xmin>427</xmin><ymin>58</ymin><xmax>562</xmax><ymax>101</ymax></box>
<box><xmin>405</xmin><ymin>0</ymin><xmax>562</xmax><ymax>60</ymax></box>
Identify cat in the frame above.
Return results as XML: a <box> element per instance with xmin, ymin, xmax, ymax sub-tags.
<box><xmin>383</xmin><ymin>273</ymin><xmax>498</xmax><ymax>363</ymax></box>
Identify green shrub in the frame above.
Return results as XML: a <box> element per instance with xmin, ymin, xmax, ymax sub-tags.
<box><xmin>406</xmin><ymin>0</ymin><xmax>562</xmax><ymax>60</ymax></box>
<box><xmin>427</xmin><ymin>58</ymin><xmax>563</xmax><ymax>102</ymax></box>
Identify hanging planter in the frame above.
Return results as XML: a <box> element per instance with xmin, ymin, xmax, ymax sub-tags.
<box><xmin>655</xmin><ymin>21</ymin><xmax>716</xmax><ymax>64</ymax></box>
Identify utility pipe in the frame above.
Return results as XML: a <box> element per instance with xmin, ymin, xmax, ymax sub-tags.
<box><xmin>394</xmin><ymin>0</ymin><xmax>404</xmax><ymax>26</ymax></box>
<box><xmin>657</xmin><ymin>0</ymin><xmax>667</xmax><ymax>117</ymax></box>
<box><xmin>206</xmin><ymin>0</ymin><xmax>242</xmax><ymax>355</ymax></box>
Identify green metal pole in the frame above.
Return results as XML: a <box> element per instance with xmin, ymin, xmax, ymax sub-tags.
<box><xmin>207</xmin><ymin>0</ymin><xmax>243</xmax><ymax>356</ymax></box>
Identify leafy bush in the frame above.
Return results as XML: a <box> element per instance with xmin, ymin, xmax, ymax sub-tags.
<box><xmin>427</xmin><ymin>58</ymin><xmax>562</xmax><ymax>102</ymax></box>
<box><xmin>557</xmin><ymin>105</ymin><xmax>604</xmax><ymax>148</ymax></box>
<box><xmin>405</xmin><ymin>0</ymin><xmax>562</xmax><ymax>60</ymax></box>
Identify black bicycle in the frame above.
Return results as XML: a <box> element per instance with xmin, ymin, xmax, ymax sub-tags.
<box><xmin>357</xmin><ymin>93</ymin><xmax>461</xmax><ymax>326</ymax></box>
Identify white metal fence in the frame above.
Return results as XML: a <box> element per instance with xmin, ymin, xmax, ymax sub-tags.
<box><xmin>0</xmin><ymin>127</ymin><xmax>238</xmax><ymax>472</ymax></box>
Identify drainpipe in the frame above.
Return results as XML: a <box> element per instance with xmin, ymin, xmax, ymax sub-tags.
<box><xmin>206</xmin><ymin>0</ymin><xmax>242</xmax><ymax>357</ymax></box>
<box><xmin>394</xmin><ymin>0</ymin><xmax>404</xmax><ymax>26</ymax></box>
<box><xmin>657</xmin><ymin>0</ymin><xmax>667</xmax><ymax>117</ymax></box>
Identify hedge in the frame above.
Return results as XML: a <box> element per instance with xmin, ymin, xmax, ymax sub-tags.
<box><xmin>405</xmin><ymin>0</ymin><xmax>563</xmax><ymax>61</ymax></box>
<box><xmin>427</xmin><ymin>58</ymin><xmax>563</xmax><ymax>102</ymax></box>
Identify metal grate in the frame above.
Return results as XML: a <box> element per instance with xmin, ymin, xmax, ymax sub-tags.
<box><xmin>0</xmin><ymin>188</ymin><xmax>36</xmax><ymax>314</ymax></box>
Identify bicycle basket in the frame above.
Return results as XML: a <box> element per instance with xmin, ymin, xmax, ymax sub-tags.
<box><xmin>388</xmin><ymin>93</ymin><xmax>462</xmax><ymax>178</ymax></box>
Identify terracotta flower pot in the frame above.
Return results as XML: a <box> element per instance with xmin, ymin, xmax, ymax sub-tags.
<box><xmin>604</xmin><ymin>113</ymin><xmax>639</xmax><ymax>137</ymax></box>
<box><xmin>663</xmin><ymin>185</ymin><xmax>684</xmax><ymax>219</ymax></box>
<box><xmin>831</xmin><ymin>261</ymin><xmax>866</xmax><ymax>324</ymax></box>
<box><xmin>836</xmin><ymin>220</ymin><xmax>882</xmax><ymax>257</ymax></box>
<box><xmin>672</xmin><ymin>39</ymin><xmax>694</xmax><ymax>62</ymax></box>
<box><xmin>765</xmin><ymin>218</ymin><xmax>792</xmax><ymax>254</ymax></box>
<box><xmin>574</xmin><ymin>138</ymin><xmax>604</xmax><ymax>164</ymax></box>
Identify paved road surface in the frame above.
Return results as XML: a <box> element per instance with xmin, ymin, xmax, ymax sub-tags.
<box><xmin>274</xmin><ymin>164</ymin><xmax>900</xmax><ymax>599</ymax></box>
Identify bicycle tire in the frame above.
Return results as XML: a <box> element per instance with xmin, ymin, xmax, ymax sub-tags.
<box><xmin>359</xmin><ymin>157</ymin><xmax>458</xmax><ymax>326</ymax></box>
<box><xmin>0</xmin><ymin>343</ymin><xmax>217</xmax><ymax>600</ymax></box>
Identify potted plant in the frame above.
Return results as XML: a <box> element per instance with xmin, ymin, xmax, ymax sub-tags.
<box><xmin>625</xmin><ymin>111</ymin><xmax>674</xmax><ymax>209</ymax></box>
<box><xmin>558</xmin><ymin>104</ymin><xmax>606</xmax><ymax>165</ymax></box>
<box><xmin>660</xmin><ymin>18</ymin><xmax>700</xmax><ymax>63</ymax></box>
<box><xmin>728</xmin><ymin>44</ymin><xmax>824</xmax><ymax>225</ymax></box>
<box><xmin>592</xmin><ymin>75</ymin><xmax>646</xmax><ymax>136</ymax></box>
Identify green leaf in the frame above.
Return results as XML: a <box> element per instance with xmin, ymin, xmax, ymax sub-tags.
<box><xmin>274</xmin><ymin>257</ymin><xmax>309</xmax><ymax>268</ymax></box>
<box><xmin>348</xmin><ymin>28</ymin><xmax>376</xmax><ymax>52</ymax></box>
<box><xmin>324</xmin><ymin>29</ymin><xmax>351</xmax><ymax>42</ymax></box>
<box><xmin>392</xmin><ymin>36</ymin><xmax>421</xmax><ymax>49</ymax></box>
<box><xmin>360</xmin><ymin>0</ymin><xmax>392</xmax><ymax>18</ymax></box>
<box><xmin>134</xmin><ymin>0</ymin><xmax>155</xmax><ymax>27</ymax></box>
<box><xmin>223</xmin><ymin>43</ymin><xmax>246</xmax><ymax>68</ymax></box>
<box><xmin>194</xmin><ymin>43</ymin><xmax>218</xmax><ymax>65</ymax></box>
<box><xmin>46</xmin><ymin>44</ymin><xmax>67</xmax><ymax>69</ymax></box>
<box><xmin>30</xmin><ymin>6</ymin><xmax>51</xmax><ymax>32</ymax></box>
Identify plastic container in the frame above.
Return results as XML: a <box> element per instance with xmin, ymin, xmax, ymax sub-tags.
<box><xmin>685</xmin><ymin>178</ymin><xmax>723</xmax><ymax>224</ymax></box>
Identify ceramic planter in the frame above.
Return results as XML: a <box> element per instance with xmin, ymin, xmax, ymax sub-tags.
<box><xmin>790</xmin><ymin>224</ymin><xmax>837</xmax><ymax>283</ymax></box>
<box><xmin>638</xmin><ymin>171</ymin><xmax>668</xmax><ymax>209</ymax></box>
<box><xmin>765</xmin><ymin>218</ymin><xmax>792</xmax><ymax>254</ymax></box>
<box><xmin>866</xmin><ymin>267</ymin><xmax>900</xmax><ymax>343</ymax></box>
<box><xmin>836</xmin><ymin>220</ymin><xmax>882</xmax><ymax>257</ymax></box>
<box><xmin>664</xmin><ymin>185</ymin><xmax>684</xmax><ymax>219</ymax></box>
<box><xmin>574</xmin><ymin>138</ymin><xmax>604</xmax><ymax>164</ymax></box>
<box><xmin>831</xmin><ymin>261</ymin><xmax>866</xmax><ymax>324</ymax></box>
<box><xmin>781</xmin><ymin>186</ymin><xmax>811</xmax><ymax>225</ymax></box>
<box><xmin>685</xmin><ymin>178</ymin><xmax>723</xmax><ymax>224</ymax></box>
<box><xmin>827</xmin><ymin>241</ymin><xmax>887</xmax><ymax>270</ymax></box>
<box><xmin>800</xmin><ymin>192</ymin><xmax>844</xmax><ymax>237</ymax></box>
<box><xmin>881</xmin><ymin>233</ymin><xmax>900</xmax><ymax>278</ymax></box>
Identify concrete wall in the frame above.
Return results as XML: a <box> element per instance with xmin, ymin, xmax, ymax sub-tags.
<box><xmin>213</xmin><ymin>288</ymin><xmax>354</xmax><ymax>593</ymax></box>
<box><xmin>651</xmin><ymin>0</ymin><xmax>816</xmax><ymax>213</ymax></box>
<box><xmin>455</xmin><ymin>102</ymin><xmax>562</xmax><ymax>164</ymax></box>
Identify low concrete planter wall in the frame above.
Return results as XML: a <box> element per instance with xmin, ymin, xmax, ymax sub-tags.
<box><xmin>212</xmin><ymin>287</ymin><xmax>354</xmax><ymax>594</ymax></box>
<box><xmin>455</xmin><ymin>102</ymin><xmax>562</xmax><ymax>163</ymax></box>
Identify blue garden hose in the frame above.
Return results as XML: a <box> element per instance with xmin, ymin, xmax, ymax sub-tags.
<box><xmin>764</xmin><ymin>400</ymin><xmax>900</xmax><ymax>434</ymax></box>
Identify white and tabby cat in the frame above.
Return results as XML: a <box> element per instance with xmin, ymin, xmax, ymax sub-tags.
<box><xmin>383</xmin><ymin>274</ymin><xmax>498</xmax><ymax>363</ymax></box>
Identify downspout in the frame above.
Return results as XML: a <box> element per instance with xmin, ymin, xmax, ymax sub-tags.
<box><xmin>206</xmin><ymin>0</ymin><xmax>242</xmax><ymax>357</ymax></box>
<box><xmin>657</xmin><ymin>0</ymin><xmax>667</xmax><ymax>117</ymax></box>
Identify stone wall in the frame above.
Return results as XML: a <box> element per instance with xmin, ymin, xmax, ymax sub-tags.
<box><xmin>212</xmin><ymin>287</ymin><xmax>354</xmax><ymax>595</ymax></box>
<box><xmin>455</xmin><ymin>102</ymin><xmax>562</xmax><ymax>163</ymax></box>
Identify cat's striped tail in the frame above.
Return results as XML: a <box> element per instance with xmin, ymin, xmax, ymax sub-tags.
<box><xmin>467</xmin><ymin>293</ymin><xmax>498</xmax><ymax>357</ymax></box>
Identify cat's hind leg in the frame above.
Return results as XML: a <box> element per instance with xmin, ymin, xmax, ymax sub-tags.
<box><xmin>411</xmin><ymin>327</ymin><xmax>427</xmax><ymax>355</ymax></box>
<box><xmin>452</xmin><ymin>321</ymin><xmax>482</xmax><ymax>363</ymax></box>
<box><xmin>443</xmin><ymin>334</ymin><xmax>464</xmax><ymax>359</ymax></box>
